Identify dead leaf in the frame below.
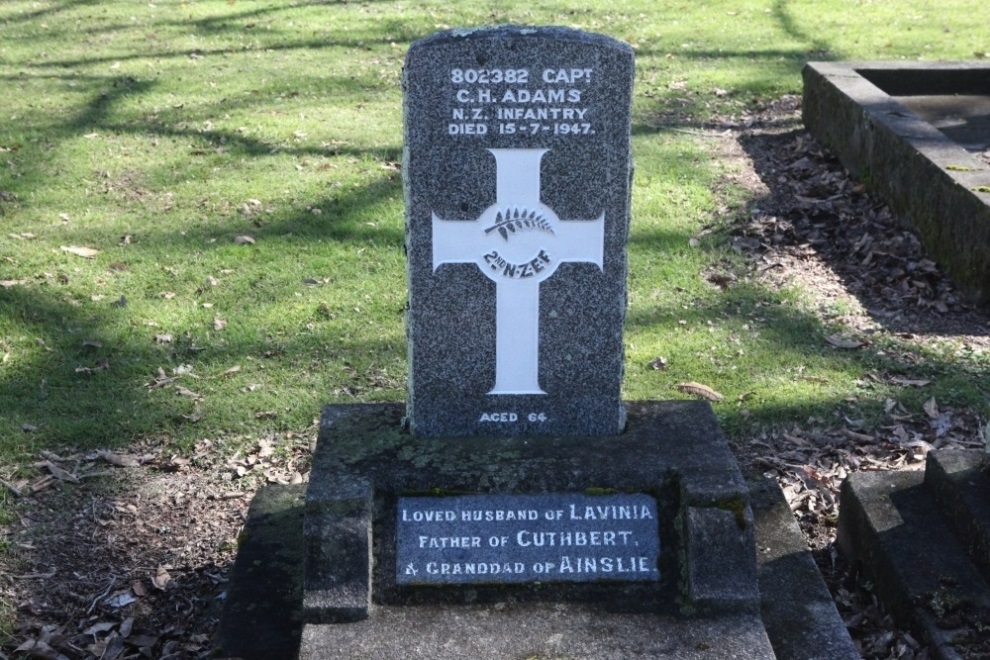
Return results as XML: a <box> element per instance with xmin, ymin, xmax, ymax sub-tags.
<box><xmin>97</xmin><ymin>450</ymin><xmax>142</xmax><ymax>468</ymax></box>
<box><xmin>1</xmin><ymin>279</ymin><xmax>28</xmax><ymax>288</ymax></box>
<box><xmin>155</xmin><ymin>333</ymin><xmax>173</xmax><ymax>344</ymax></box>
<box><xmin>676</xmin><ymin>382</ymin><xmax>724</xmax><ymax>402</ymax></box>
<box><xmin>825</xmin><ymin>334</ymin><xmax>866</xmax><ymax>349</ymax></box>
<box><xmin>219</xmin><ymin>365</ymin><xmax>242</xmax><ymax>377</ymax></box>
<box><xmin>234</xmin><ymin>234</ymin><xmax>256</xmax><ymax>245</ymax></box>
<box><xmin>648</xmin><ymin>357</ymin><xmax>668</xmax><ymax>370</ymax></box>
<box><xmin>131</xmin><ymin>580</ymin><xmax>147</xmax><ymax>597</ymax></box>
<box><xmin>213</xmin><ymin>317</ymin><xmax>227</xmax><ymax>331</ymax></box>
<box><xmin>254</xmin><ymin>410</ymin><xmax>278</xmax><ymax>419</ymax></box>
<box><xmin>60</xmin><ymin>245</ymin><xmax>100</xmax><ymax>258</ymax></box>
<box><xmin>176</xmin><ymin>386</ymin><xmax>201</xmax><ymax>399</ymax></box>
<box><xmin>43</xmin><ymin>461</ymin><xmax>79</xmax><ymax>483</ymax></box>
<box><xmin>83</xmin><ymin>621</ymin><xmax>117</xmax><ymax>636</ymax></box>
<box><xmin>106</xmin><ymin>592</ymin><xmax>137</xmax><ymax>608</ymax></box>
<box><xmin>160</xmin><ymin>291</ymin><xmax>177</xmax><ymax>299</ymax></box>
<box><xmin>151</xmin><ymin>566</ymin><xmax>171</xmax><ymax>591</ymax></box>
<box><xmin>890</xmin><ymin>376</ymin><xmax>931</xmax><ymax>387</ymax></box>
<box><xmin>923</xmin><ymin>397</ymin><xmax>939</xmax><ymax>419</ymax></box>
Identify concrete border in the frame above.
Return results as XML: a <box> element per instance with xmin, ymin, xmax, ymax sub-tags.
<box><xmin>802</xmin><ymin>61</ymin><xmax>990</xmax><ymax>304</ymax></box>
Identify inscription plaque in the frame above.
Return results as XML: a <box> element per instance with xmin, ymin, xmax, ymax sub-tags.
<box><xmin>396</xmin><ymin>493</ymin><xmax>660</xmax><ymax>585</ymax></box>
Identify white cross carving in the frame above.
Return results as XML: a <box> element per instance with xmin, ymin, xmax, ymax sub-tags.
<box><xmin>432</xmin><ymin>148</ymin><xmax>604</xmax><ymax>395</ymax></box>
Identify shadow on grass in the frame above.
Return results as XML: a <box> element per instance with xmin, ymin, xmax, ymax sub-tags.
<box><xmin>0</xmin><ymin>279</ymin><xmax>405</xmax><ymax>460</ymax></box>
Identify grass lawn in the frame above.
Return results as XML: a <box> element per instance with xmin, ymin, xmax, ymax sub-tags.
<box><xmin>0</xmin><ymin>0</ymin><xmax>987</xmax><ymax>501</ymax></box>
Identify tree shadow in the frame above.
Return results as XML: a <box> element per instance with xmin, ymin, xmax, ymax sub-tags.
<box><xmin>736</xmin><ymin>126</ymin><xmax>990</xmax><ymax>340</ymax></box>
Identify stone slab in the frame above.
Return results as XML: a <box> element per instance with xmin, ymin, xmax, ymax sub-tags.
<box><xmin>925</xmin><ymin>449</ymin><xmax>990</xmax><ymax>580</ymax></box>
<box><xmin>304</xmin><ymin>401</ymin><xmax>758</xmax><ymax>623</ymax></box>
<box><xmin>216</xmin><ymin>484</ymin><xmax>305</xmax><ymax>660</ymax></box>
<box><xmin>749</xmin><ymin>478</ymin><xmax>860</xmax><ymax>660</ymax></box>
<box><xmin>395</xmin><ymin>493</ymin><xmax>660</xmax><ymax>585</ymax></box>
<box><xmin>219</xmin><ymin>460</ymin><xmax>865</xmax><ymax>658</ymax></box>
<box><xmin>299</xmin><ymin>606</ymin><xmax>775</xmax><ymax>660</ymax></box>
<box><xmin>838</xmin><ymin>469</ymin><xmax>990</xmax><ymax>658</ymax></box>
<box><xmin>802</xmin><ymin>61</ymin><xmax>990</xmax><ymax>304</ymax></box>
<box><xmin>404</xmin><ymin>26</ymin><xmax>634</xmax><ymax>436</ymax></box>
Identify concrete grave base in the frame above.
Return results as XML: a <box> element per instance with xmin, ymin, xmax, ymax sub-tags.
<box><xmin>802</xmin><ymin>61</ymin><xmax>990</xmax><ymax>304</ymax></box>
<box><xmin>299</xmin><ymin>607</ymin><xmax>773</xmax><ymax>659</ymax></box>
<box><xmin>218</xmin><ymin>402</ymin><xmax>858</xmax><ymax>659</ymax></box>
<box><xmin>838</xmin><ymin>449</ymin><xmax>990</xmax><ymax>659</ymax></box>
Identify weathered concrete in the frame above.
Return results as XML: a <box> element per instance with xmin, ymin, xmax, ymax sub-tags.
<box><xmin>750</xmin><ymin>478</ymin><xmax>860</xmax><ymax>660</ymax></box>
<box><xmin>216</xmin><ymin>484</ymin><xmax>305</xmax><ymax>660</ymax></box>
<box><xmin>925</xmin><ymin>449</ymin><xmax>990</xmax><ymax>578</ymax></box>
<box><xmin>300</xmin><ymin>607</ymin><xmax>775</xmax><ymax>659</ymax></box>
<box><xmin>802</xmin><ymin>61</ymin><xmax>990</xmax><ymax>304</ymax></box>
<box><xmin>838</xmin><ymin>460</ymin><xmax>990</xmax><ymax>659</ymax></box>
<box><xmin>219</xmin><ymin>455</ymin><xmax>861</xmax><ymax>658</ymax></box>
<box><xmin>304</xmin><ymin>401</ymin><xmax>759</xmax><ymax>623</ymax></box>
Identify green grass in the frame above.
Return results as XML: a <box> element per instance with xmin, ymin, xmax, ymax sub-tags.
<box><xmin>0</xmin><ymin>0</ymin><xmax>987</xmax><ymax>470</ymax></box>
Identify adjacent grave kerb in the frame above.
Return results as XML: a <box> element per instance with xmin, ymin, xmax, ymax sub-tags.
<box><xmin>403</xmin><ymin>26</ymin><xmax>634</xmax><ymax>437</ymax></box>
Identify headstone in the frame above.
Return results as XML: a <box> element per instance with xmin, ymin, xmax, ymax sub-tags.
<box><xmin>291</xmin><ymin>25</ymin><xmax>830</xmax><ymax>660</ymax></box>
<box><xmin>403</xmin><ymin>26</ymin><xmax>633</xmax><ymax>437</ymax></box>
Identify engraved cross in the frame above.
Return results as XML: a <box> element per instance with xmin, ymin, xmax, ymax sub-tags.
<box><xmin>432</xmin><ymin>148</ymin><xmax>604</xmax><ymax>395</ymax></box>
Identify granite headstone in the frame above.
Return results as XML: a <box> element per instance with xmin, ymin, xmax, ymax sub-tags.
<box><xmin>403</xmin><ymin>26</ymin><xmax>634</xmax><ymax>437</ymax></box>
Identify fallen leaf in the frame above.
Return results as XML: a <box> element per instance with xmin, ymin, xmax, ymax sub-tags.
<box><xmin>890</xmin><ymin>376</ymin><xmax>931</xmax><ymax>387</ymax></box>
<box><xmin>60</xmin><ymin>245</ymin><xmax>100</xmax><ymax>258</ymax></box>
<box><xmin>219</xmin><ymin>365</ymin><xmax>242</xmax><ymax>377</ymax></box>
<box><xmin>83</xmin><ymin>621</ymin><xmax>117</xmax><ymax>636</ymax></box>
<box><xmin>676</xmin><ymin>382</ymin><xmax>724</xmax><ymax>402</ymax></box>
<box><xmin>234</xmin><ymin>234</ymin><xmax>256</xmax><ymax>245</ymax></box>
<box><xmin>176</xmin><ymin>386</ymin><xmax>201</xmax><ymax>399</ymax></box>
<box><xmin>43</xmin><ymin>461</ymin><xmax>78</xmax><ymax>482</ymax></box>
<box><xmin>154</xmin><ymin>334</ymin><xmax>173</xmax><ymax>344</ymax></box>
<box><xmin>160</xmin><ymin>291</ymin><xmax>177</xmax><ymax>299</ymax></box>
<box><xmin>151</xmin><ymin>566</ymin><xmax>171</xmax><ymax>591</ymax></box>
<box><xmin>923</xmin><ymin>397</ymin><xmax>939</xmax><ymax>419</ymax></box>
<box><xmin>1</xmin><ymin>279</ymin><xmax>28</xmax><ymax>288</ymax></box>
<box><xmin>131</xmin><ymin>580</ymin><xmax>147</xmax><ymax>597</ymax></box>
<box><xmin>97</xmin><ymin>450</ymin><xmax>142</xmax><ymax>468</ymax></box>
<box><xmin>213</xmin><ymin>317</ymin><xmax>227</xmax><ymax>331</ymax></box>
<box><xmin>254</xmin><ymin>410</ymin><xmax>278</xmax><ymax>419</ymax></box>
<box><xmin>825</xmin><ymin>334</ymin><xmax>866</xmax><ymax>349</ymax></box>
<box><xmin>105</xmin><ymin>592</ymin><xmax>137</xmax><ymax>608</ymax></box>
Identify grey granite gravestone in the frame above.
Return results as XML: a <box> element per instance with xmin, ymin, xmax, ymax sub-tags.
<box><xmin>403</xmin><ymin>26</ymin><xmax>633</xmax><ymax>437</ymax></box>
<box><xmin>267</xmin><ymin>25</ymin><xmax>856</xmax><ymax>660</ymax></box>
